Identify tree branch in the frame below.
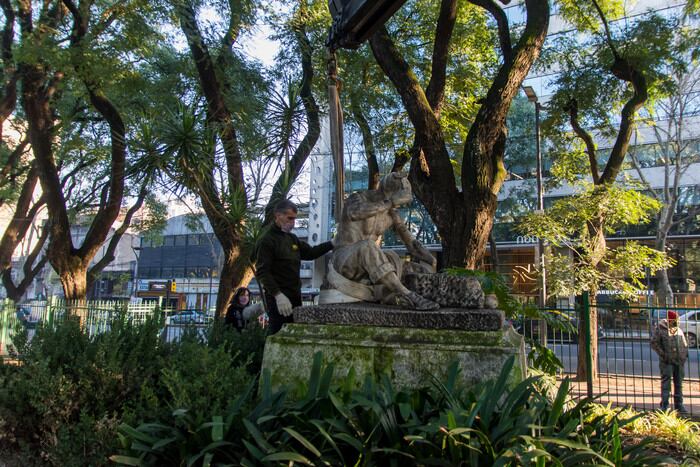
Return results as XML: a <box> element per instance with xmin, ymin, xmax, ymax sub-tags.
<box><xmin>369</xmin><ymin>24</ymin><xmax>459</xmax><ymax>218</ymax></box>
<box><xmin>628</xmin><ymin>149</ymin><xmax>659</xmax><ymax>201</ymax></box>
<box><xmin>265</xmin><ymin>24</ymin><xmax>320</xmax><ymax>224</ymax></box>
<box><xmin>350</xmin><ymin>93</ymin><xmax>379</xmax><ymax>190</ymax></box>
<box><xmin>1</xmin><ymin>222</ymin><xmax>49</xmax><ymax>301</ymax></box>
<box><xmin>599</xmin><ymin>57</ymin><xmax>648</xmax><ymax>184</ymax></box>
<box><xmin>591</xmin><ymin>0</ymin><xmax>619</xmax><ymax>59</ymax></box>
<box><xmin>0</xmin><ymin>165</ymin><xmax>42</xmax><ymax>270</ymax></box>
<box><xmin>565</xmin><ymin>98</ymin><xmax>600</xmax><ymax>184</ymax></box>
<box><xmin>0</xmin><ymin>0</ymin><xmax>18</xmax><ymax>131</ymax></box>
<box><xmin>0</xmin><ymin>136</ymin><xmax>29</xmax><ymax>185</ymax></box>
<box><xmin>425</xmin><ymin>0</ymin><xmax>458</xmax><ymax>115</ymax></box>
<box><xmin>461</xmin><ymin>0</ymin><xmax>549</xmax><ymax>196</ymax></box>
<box><xmin>87</xmin><ymin>177</ymin><xmax>149</xmax><ymax>288</ymax></box>
<box><xmin>176</xmin><ymin>1</ymin><xmax>245</xmax><ymax>197</ymax></box>
<box><xmin>63</xmin><ymin>2</ymin><xmax>128</xmax><ymax>259</ymax></box>
<box><xmin>467</xmin><ymin>0</ymin><xmax>512</xmax><ymax>63</ymax></box>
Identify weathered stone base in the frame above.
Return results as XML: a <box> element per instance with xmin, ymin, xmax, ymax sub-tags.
<box><xmin>261</xmin><ymin>321</ymin><xmax>526</xmax><ymax>398</ymax></box>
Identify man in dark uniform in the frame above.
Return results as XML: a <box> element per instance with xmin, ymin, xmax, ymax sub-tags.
<box><xmin>254</xmin><ymin>200</ymin><xmax>333</xmax><ymax>334</ymax></box>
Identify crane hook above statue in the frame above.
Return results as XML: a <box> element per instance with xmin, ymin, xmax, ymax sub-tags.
<box><xmin>325</xmin><ymin>0</ymin><xmax>408</xmax><ymax>217</ymax></box>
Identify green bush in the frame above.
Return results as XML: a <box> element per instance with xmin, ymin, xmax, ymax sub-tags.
<box><xmin>160</xmin><ymin>341</ymin><xmax>252</xmax><ymax>425</ymax></box>
<box><xmin>206</xmin><ymin>319</ymin><xmax>267</xmax><ymax>375</ymax></box>
<box><xmin>0</xmin><ymin>311</ymin><xmax>264</xmax><ymax>466</ymax></box>
<box><xmin>114</xmin><ymin>354</ymin><xmax>670</xmax><ymax>466</ymax></box>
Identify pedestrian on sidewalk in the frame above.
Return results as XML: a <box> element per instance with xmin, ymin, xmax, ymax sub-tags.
<box><xmin>650</xmin><ymin>310</ymin><xmax>689</xmax><ymax>413</ymax></box>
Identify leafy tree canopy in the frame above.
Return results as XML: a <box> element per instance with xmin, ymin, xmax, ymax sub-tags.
<box><xmin>519</xmin><ymin>184</ymin><xmax>673</xmax><ymax>297</ymax></box>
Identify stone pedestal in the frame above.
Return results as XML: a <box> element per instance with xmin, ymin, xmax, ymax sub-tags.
<box><xmin>261</xmin><ymin>304</ymin><xmax>526</xmax><ymax>397</ymax></box>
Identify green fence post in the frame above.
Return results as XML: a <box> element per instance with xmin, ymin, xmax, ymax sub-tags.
<box><xmin>46</xmin><ymin>296</ymin><xmax>54</xmax><ymax>328</ymax></box>
<box><xmin>0</xmin><ymin>299</ymin><xmax>9</xmax><ymax>356</ymax></box>
<box><xmin>582</xmin><ymin>291</ymin><xmax>594</xmax><ymax>398</ymax></box>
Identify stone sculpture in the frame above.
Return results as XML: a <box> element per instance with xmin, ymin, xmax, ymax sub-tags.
<box><xmin>262</xmin><ymin>173</ymin><xmax>520</xmax><ymax>400</ymax></box>
<box><xmin>325</xmin><ymin>172</ymin><xmax>489</xmax><ymax>310</ymax></box>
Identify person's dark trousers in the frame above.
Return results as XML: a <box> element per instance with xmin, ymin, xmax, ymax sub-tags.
<box><xmin>660</xmin><ymin>361</ymin><xmax>685</xmax><ymax>410</ymax></box>
<box><xmin>265</xmin><ymin>291</ymin><xmax>302</xmax><ymax>335</ymax></box>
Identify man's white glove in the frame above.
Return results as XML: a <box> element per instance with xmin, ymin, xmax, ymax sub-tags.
<box><xmin>275</xmin><ymin>293</ymin><xmax>293</xmax><ymax>316</ymax></box>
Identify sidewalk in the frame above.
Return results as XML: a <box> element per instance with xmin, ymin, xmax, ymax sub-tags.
<box><xmin>560</xmin><ymin>373</ymin><xmax>700</xmax><ymax>417</ymax></box>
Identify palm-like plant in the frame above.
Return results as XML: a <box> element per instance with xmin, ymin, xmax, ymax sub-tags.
<box><xmin>113</xmin><ymin>354</ymin><xmax>670</xmax><ymax>466</ymax></box>
<box><xmin>263</xmin><ymin>78</ymin><xmax>307</xmax><ymax>169</ymax></box>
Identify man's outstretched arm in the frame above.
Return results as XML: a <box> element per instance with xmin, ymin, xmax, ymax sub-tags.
<box><xmin>299</xmin><ymin>239</ymin><xmax>333</xmax><ymax>261</ymax></box>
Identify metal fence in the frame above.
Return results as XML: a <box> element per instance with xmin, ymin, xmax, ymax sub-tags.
<box><xmin>5</xmin><ymin>295</ymin><xmax>698</xmax><ymax>416</ymax></box>
<box><xmin>520</xmin><ymin>300</ymin><xmax>700</xmax><ymax>416</ymax></box>
<box><xmin>0</xmin><ymin>297</ymin><xmax>221</xmax><ymax>354</ymax></box>
<box><xmin>0</xmin><ymin>294</ymin><xmax>306</xmax><ymax>355</ymax></box>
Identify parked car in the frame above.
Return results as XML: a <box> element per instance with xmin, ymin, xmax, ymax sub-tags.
<box><xmin>168</xmin><ymin>310</ymin><xmax>207</xmax><ymax>325</ymax></box>
<box><xmin>16</xmin><ymin>306</ymin><xmax>40</xmax><ymax>329</ymax></box>
<box><xmin>676</xmin><ymin>309</ymin><xmax>700</xmax><ymax>348</ymax></box>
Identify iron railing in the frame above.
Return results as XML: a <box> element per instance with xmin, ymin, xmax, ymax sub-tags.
<box><xmin>4</xmin><ymin>296</ymin><xmax>697</xmax><ymax>416</ymax></box>
<box><xmin>520</xmin><ymin>301</ymin><xmax>700</xmax><ymax>416</ymax></box>
<box><xmin>0</xmin><ymin>295</ymin><xmax>317</xmax><ymax>353</ymax></box>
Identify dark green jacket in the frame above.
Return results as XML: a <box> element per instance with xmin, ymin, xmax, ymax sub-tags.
<box><xmin>651</xmin><ymin>319</ymin><xmax>689</xmax><ymax>364</ymax></box>
<box><xmin>254</xmin><ymin>224</ymin><xmax>333</xmax><ymax>299</ymax></box>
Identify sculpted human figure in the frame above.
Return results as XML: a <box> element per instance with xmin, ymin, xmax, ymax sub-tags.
<box><xmin>330</xmin><ymin>172</ymin><xmax>440</xmax><ymax>310</ymax></box>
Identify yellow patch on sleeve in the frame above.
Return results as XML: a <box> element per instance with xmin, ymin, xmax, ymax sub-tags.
<box><xmin>292</xmin><ymin>244</ymin><xmax>299</xmax><ymax>251</ymax></box>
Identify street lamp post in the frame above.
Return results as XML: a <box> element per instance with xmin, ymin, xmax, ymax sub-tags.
<box><xmin>131</xmin><ymin>238</ymin><xmax>142</xmax><ymax>299</ymax></box>
<box><xmin>523</xmin><ymin>86</ymin><xmax>547</xmax><ymax>346</ymax></box>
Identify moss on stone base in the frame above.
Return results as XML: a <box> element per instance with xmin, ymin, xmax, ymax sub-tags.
<box><xmin>261</xmin><ymin>323</ymin><xmax>526</xmax><ymax>398</ymax></box>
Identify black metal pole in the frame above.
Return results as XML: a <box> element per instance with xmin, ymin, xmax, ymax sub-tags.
<box><xmin>534</xmin><ymin>101</ymin><xmax>547</xmax><ymax>346</ymax></box>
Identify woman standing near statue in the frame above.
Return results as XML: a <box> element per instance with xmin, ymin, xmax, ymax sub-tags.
<box><xmin>224</xmin><ymin>287</ymin><xmax>263</xmax><ymax>331</ymax></box>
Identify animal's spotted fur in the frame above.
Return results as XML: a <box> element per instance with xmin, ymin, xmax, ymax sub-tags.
<box><xmin>403</xmin><ymin>273</ymin><xmax>485</xmax><ymax>308</ymax></box>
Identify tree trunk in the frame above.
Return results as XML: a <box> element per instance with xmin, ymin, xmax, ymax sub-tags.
<box><xmin>576</xmin><ymin>295</ymin><xmax>598</xmax><ymax>381</ymax></box>
<box><xmin>574</xmin><ymin>219</ymin><xmax>606</xmax><ymax>382</ymax></box>
<box><xmin>462</xmin><ymin>191</ymin><xmax>499</xmax><ymax>268</ymax></box>
<box><xmin>655</xmin><ymin>233</ymin><xmax>674</xmax><ymax>306</ymax></box>
<box><xmin>215</xmin><ymin>246</ymin><xmax>255</xmax><ymax>318</ymax></box>
<box><xmin>370</xmin><ymin>0</ymin><xmax>549</xmax><ymax>269</ymax></box>
<box><xmin>59</xmin><ymin>266</ymin><xmax>88</xmax><ymax>300</ymax></box>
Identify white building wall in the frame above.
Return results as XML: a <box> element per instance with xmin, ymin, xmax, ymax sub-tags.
<box><xmin>308</xmin><ymin>119</ymin><xmax>335</xmax><ymax>289</ymax></box>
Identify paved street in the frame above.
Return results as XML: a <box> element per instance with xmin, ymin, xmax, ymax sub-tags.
<box><xmin>551</xmin><ymin>340</ymin><xmax>700</xmax><ymax>416</ymax></box>
<box><xmin>552</xmin><ymin>341</ymin><xmax>700</xmax><ymax>378</ymax></box>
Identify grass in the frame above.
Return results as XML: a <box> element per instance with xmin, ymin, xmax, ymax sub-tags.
<box><xmin>587</xmin><ymin>403</ymin><xmax>700</xmax><ymax>462</ymax></box>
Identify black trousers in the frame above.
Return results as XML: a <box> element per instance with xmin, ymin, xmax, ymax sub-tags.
<box><xmin>264</xmin><ymin>290</ymin><xmax>302</xmax><ymax>335</ymax></box>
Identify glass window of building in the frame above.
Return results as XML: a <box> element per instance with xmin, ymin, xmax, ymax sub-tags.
<box><xmin>188</xmin><ymin>234</ymin><xmax>200</xmax><ymax>246</ymax></box>
<box><xmin>163</xmin><ymin>236</ymin><xmax>174</xmax><ymax>247</ymax></box>
<box><xmin>145</xmin><ymin>267</ymin><xmax>160</xmax><ymax>278</ymax></box>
